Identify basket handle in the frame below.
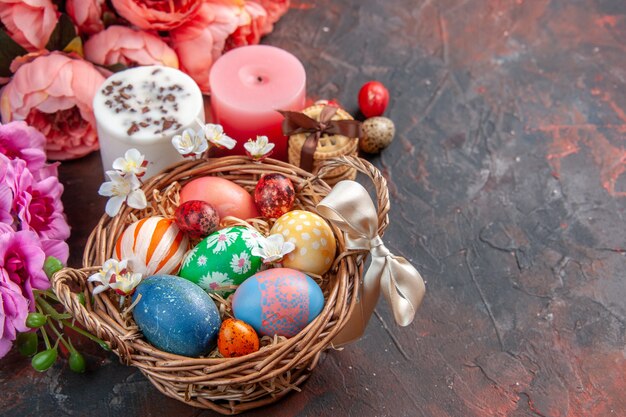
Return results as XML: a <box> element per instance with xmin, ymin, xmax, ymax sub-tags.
<box><xmin>314</xmin><ymin>155</ymin><xmax>390</xmax><ymax>237</ymax></box>
<box><xmin>51</xmin><ymin>267</ymin><xmax>135</xmax><ymax>363</ymax></box>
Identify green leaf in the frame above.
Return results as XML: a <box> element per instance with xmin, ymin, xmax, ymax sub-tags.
<box><xmin>63</xmin><ymin>36</ymin><xmax>84</xmax><ymax>57</ymax></box>
<box><xmin>102</xmin><ymin>11</ymin><xmax>118</xmax><ymax>28</ymax></box>
<box><xmin>45</xmin><ymin>14</ymin><xmax>77</xmax><ymax>52</ymax></box>
<box><xmin>105</xmin><ymin>63</ymin><xmax>128</xmax><ymax>73</ymax></box>
<box><xmin>17</xmin><ymin>332</ymin><xmax>39</xmax><ymax>357</ymax></box>
<box><xmin>0</xmin><ymin>29</ymin><xmax>27</xmax><ymax>78</ymax></box>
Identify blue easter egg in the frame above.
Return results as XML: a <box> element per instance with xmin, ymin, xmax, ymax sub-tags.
<box><xmin>231</xmin><ymin>268</ymin><xmax>324</xmax><ymax>338</ymax></box>
<box><xmin>132</xmin><ymin>275</ymin><xmax>221</xmax><ymax>357</ymax></box>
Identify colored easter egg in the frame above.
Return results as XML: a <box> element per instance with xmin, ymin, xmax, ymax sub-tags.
<box><xmin>358</xmin><ymin>80</ymin><xmax>389</xmax><ymax>117</ymax></box>
<box><xmin>179</xmin><ymin>226</ymin><xmax>263</xmax><ymax>296</ymax></box>
<box><xmin>232</xmin><ymin>268</ymin><xmax>325</xmax><ymax>338</ymax></box>
<box><xmin>115</xmin><ymin>216</ymin><xmax>189</xmax><ymax>276</ymax></box>
<box><xmin>359</xmin><ymin>116</ymin><xmax>395</xmax><ymax>154</ymax></box>
<box><xmin>254</xmin><ymin>173</ymin><xmax>296</xmax><ymax>219</ymax></box>
<box><xmin>175</xmin><ymin>200</ymin><xmax>220</xmax><ymax>238</ymax></box>
<box><xmin>132</xmin><ymin>275</ymin><xmax>221</xmax><ymax>357</ymax></box>
<box><xmin>179</xmin><ymin>176</ymin><xmax>259</xmax><ymax>220</ymax></box>
<box><xmin>218</xmin><ymin>318</ymin><xmax>260</xmax><ymax>357</ymax></box>
<box><xmin>269</xmin><ymin>210</ymin><xmax>336</xmax><ymax>275</ymax></box>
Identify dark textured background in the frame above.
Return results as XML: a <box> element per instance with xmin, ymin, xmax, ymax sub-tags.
<box><xmin>2</xmin><ymin>0</ymin><xmax>625</xmax><ymax>416</ymax></box>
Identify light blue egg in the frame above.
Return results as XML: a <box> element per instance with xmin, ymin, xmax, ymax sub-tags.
<box><xmin>231</xmin><ymin>268</ymin><xmax>324</xmax><ymax>337</ymax></box>
<box><xmin>132</xmin><ymin>275</ymin><xmax>221</xmax><ymax>357</ymax></box>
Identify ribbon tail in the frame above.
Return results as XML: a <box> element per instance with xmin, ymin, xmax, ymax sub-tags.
<box><xmin>380</xmin><ymin>256</ymin><xmax>426</xmax><ymax>326</ymax></box>
<box><xmin>300</xmin><ymin>131</ymin><xmax>320</xmax><ymax>173</ymax></box>
<box><xmin>332</xmin><ymin>257</ymin><xmax>383</xmax><ymax>346</ymax></box>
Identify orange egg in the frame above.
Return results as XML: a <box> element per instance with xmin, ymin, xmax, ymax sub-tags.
<box><xmin>218</xmin><ymin>318</ymin><xmax>260</xmax><ymax>357</ymax></box>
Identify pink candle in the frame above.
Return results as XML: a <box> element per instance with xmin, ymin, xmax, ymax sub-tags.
<box><xmin>209</xmin><ymin>45</ymin><xmax>306</xmax><ymax>161</ymax></box>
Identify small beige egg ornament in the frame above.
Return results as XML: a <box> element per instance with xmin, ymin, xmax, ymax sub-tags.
<box><xmin>359</xmin><ymin>116</ymin><xmax>395</xmax><ymax>154</ymax></box>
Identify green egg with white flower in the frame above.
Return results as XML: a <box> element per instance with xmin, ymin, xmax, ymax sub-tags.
<box><xmin>178</xmin><ymin>226</ymin><xmax>263</xmax><ymax>296</ymax></box>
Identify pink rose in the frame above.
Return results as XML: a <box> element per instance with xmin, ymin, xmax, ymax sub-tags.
<box><xmin>111</xmin><ymin>0</ymin><xmax>201</xmax><ymax>31</ymax></box>
<box><xmin>257</xmin><ymin>0</ymin><xmax>289</xmax><ymax>34</ymax></box>
<box><xmin>0</xmin><ymin>52</ymin><xmax>106</xmax><ymax>160</ymax></box>
<box><xmin>85</xmin><ymin>26</ymin><xmax>179</xmax><ymax>68</ymax></box>
<box><xmin>0</xmin><ymin>279</ymin><xmax>29</xmax><ymax>358</ymax></box>
<box><xmin>170</xmin><ymin>2</ymin><xmax>241</xmax><ymax>92</ymax></box>
<box><xmin>225</xmin><ymin>2</ymin><xmax>268</xmax><ymax>50</ymax></box>
<box><xmin>0</xmin><ymin>121</ymin><xmax>46</xmax><ymax>175</ymax></box>
<box><xmin>0</xmin><ymin>0</ymin><xmax>59</xmax><ymax>51</ymax></box>
<box><xmin>66</xmin><ymin>0</ymin><xmax>105</xmax><ymax>35</ymax></box>
<box><xmin>0</xmin><ymin>229</ymin><xmax>49</xmax><ymax>308</ymax></box>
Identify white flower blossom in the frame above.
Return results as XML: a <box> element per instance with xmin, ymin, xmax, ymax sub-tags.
<box><xmin>251</xmin><ymin>233</ymin><xmax>296</xmax><ymax>264</ymax></box>
<box><xmin>88</xmin><ymin>259</ymin><xmax>129</xmax><ymax>295</ymax></box>
<box><xmin>98</xmin><ymin>170</ymin><xmax>147</xmax><ymax>217</ymax></box>
<box><xmin>201</xmin><ymin>123</ymin><xmax>236</xmax><ymax>149</ymax></box>
<box><xmin>109</xmin><ymin>271</ymin><xmax>143</xmax><ymax>297</ymax></box>
<box><xmin>244</xmin><ymin>136</ymin><xmax>275</xmax><ymax>161</ymax></box>
<box><xmin>112</xmin><ymin>148</ymin><xmax>147</xmax><ymax>177</ymax></box>
<box><xmin>171</xmin><ymin>128</ymin><xmax>208</xmax><ymax>158</ymax></box>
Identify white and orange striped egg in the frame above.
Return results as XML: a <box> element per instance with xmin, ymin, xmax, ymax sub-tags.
<box><xmin>115</xmin><ymin>216</ymin><xmax>189</xmax><ymax>276</ymax></box>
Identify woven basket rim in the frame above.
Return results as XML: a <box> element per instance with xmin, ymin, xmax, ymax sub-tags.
<box><xmin>52</xmin><ymin>155</ymin><xmax>389</xmax><ymax>415</ymax></box>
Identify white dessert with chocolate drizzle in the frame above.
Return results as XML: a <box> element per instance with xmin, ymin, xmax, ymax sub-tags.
<box><xmin>93</xmin><ymin>65</ymin><xmax>204</xmax><ymax>179</ymax></box>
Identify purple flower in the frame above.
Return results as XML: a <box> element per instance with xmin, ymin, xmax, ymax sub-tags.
<box><xmin>0</xmin><ymin>279</ymin><xmax>29</xmax><ymax>359</ymax></box>
<box><xmin>0</xmin><ymin>183</ymin><xmax>12</xmax><ymax>226</ymax></box>
<box><xmin>0</xmin><ymin>229</ymin><xmax>50</xmax><ymax>308</ymax></box>
<box><xmin>6</xmin><ymin>159</ymin><xmax>70</xmax><ymax>242</ymax></box>
<box><xmin>0</xmin><ymin>121</ymin><xmax>47</xmax><ymax>176</ymax></box>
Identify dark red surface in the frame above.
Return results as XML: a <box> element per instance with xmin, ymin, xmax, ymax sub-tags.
<box><xmin>2</xmin><ymin>0</ymin><xmax>626</xmax><ymax>416</ymax></box>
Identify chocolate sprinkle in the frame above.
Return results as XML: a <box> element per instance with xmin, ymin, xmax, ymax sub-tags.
<box><xmin>127</xmin><ymin>122</ymin><xmax>139</xmax><ymax>135</ymax></box>
<box><xmin>101</xmin><ymin>75</ymin><xmax>189</xmax><ymax>136</ymax></box>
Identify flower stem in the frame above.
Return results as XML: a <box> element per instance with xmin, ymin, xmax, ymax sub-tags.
<box><xmin>36</xmin><ymin>296</ymin><xmax>72</xmax><ymax>320</ymax></box>
<box><xmin>61</xmin><ymin>321</ymin><xmax>110</xmax><ymax>351</ymax></box>
<box><xmin>47</xmin><ymin>320</ymin><xmax>73</xmax><ymax>354</ymax></box>
<box><xmin>40</xmin><ymin>325</ymin><xmax>52</xmax><ymax>350</ymax></box>
<box><xmin>43</xmin><ymin>290</ymin><xmax>59</xmax><ymax>302</ymax></box>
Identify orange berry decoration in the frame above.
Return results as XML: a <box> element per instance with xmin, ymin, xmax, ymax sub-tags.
<box><xmin>218</xmin><ymin>318</ymin><xmax>260</xmax><ymax>357</ymax></box>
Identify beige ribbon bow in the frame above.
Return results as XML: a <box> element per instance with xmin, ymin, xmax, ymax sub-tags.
<box><xmin>317</xmin><ymin>180</ymin><xmax>426</xmax><ymax>346</ymax></box>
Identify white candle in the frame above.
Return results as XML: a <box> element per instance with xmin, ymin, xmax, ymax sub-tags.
<box><xmin>93</xmin><ymin>65</ymin><xmax>204</xmax><ymax>179</ymax></box>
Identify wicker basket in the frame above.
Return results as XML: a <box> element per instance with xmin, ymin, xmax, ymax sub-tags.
<box><xmin>51</xmin><ymin>155</ymin><xmax>389</xmax><ymax>415</ymax></box>
<box><xmin>287</xmin><ymin>104</ymin><xmax>359</xmax><ymax>185</ymax></box>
